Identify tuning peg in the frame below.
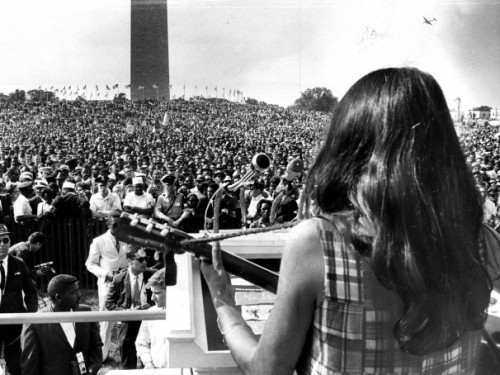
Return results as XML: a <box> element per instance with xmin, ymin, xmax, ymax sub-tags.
<box><xmin>130</xmin><ymin>214</ymin><xmax>140</xmax><ymax>227</ymax></box>
<box><xmin>146</xmin><ymin>219</ymin><xmax>154</xmax><ymax>232</ymax></box>
<box><xmin>160</xmin><ymin>224</ymin><xmax>170</xmax><ymax>237</ymax></box>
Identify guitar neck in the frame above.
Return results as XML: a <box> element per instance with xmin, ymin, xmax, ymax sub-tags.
<box><xmin>116</xmin><ymin>213</ymin><xmax>279</xmax><ymax>294</ymax></box>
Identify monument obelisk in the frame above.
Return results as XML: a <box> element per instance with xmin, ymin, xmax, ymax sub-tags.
<box><xmin>131</xmin><ymin>0</ymin><xmax>170</xmax><ymax>101</ymax></box>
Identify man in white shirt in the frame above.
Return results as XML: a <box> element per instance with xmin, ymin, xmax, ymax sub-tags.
<box><xmin>13</xmin><ymin>181</ymin><xmax>39</xmax><ymax>222</ymax></box>
<box><xmin>89</xmin><ymin>176</ymin><xmax>122</xmax><ymax>219</ymax></box>
<box><xmin>246</xmin><ymin>180</ymin><xmax>266</xmax><ymax>221</ymax></box>
<box><xmin>85</xmin><ymin>209</ymin><xmax>128</xmax><ymax>361</ymax></box>
<box><xmin>123</xmin><ymin>177</ymin><xmax>155</xmax><ymax>218</ymax></box>
<box><xmin>136</xmin><ymin>268</ymin><xmax>168</xmax><ymax>369</ymax></box>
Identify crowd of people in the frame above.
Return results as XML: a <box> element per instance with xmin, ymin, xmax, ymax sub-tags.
<box><xmin>0</xmin><ymin>97</ymin><xmax>328</xmax><ymax>373</ymax></box>
<box><xmin>1</xmin><ymin>89</ymin><xmax>500</xmax><ymax>373</ymax></box>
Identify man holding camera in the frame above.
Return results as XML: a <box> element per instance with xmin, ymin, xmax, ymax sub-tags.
<box><xmin>105</xmin><ymin>248</ymin><xmax>154</xmax><ymax>369</ymax></box>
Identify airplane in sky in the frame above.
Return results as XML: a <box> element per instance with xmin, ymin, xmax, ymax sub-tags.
<box><xmin>423</xmin><ymin>17</ymin><xmax>437</xmax><ymax>25</ymax></box>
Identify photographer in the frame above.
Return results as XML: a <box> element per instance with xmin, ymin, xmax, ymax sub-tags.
<box><xmin>9</xmin><ymin>231</ymin><xmax>48</xmax><ymax>282</ymax></box>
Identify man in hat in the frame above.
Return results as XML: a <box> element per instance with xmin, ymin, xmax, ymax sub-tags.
<box><xmin>0</xmin><ymin>224</ymin><xmax>38</xmax><ymax>375</ymax></box>
<box><xmin>123</xmin><ymin>177</ymin><xmax>155</xmax><ymax>218</ymax></box>
<box><xmin>85</xmin><ymin>209</ymin><xmax>128</xmax><ymax>361</ymax></box>
<box><xmin>51</xmin><ymin>181</ymin><xmax>91</xmax><ymax>220</ymax></box>
<box><xmin>89</xmin><ymin>175</ymin><xmax>122</xmax><ymax>219</ymax></box>
<box><xmin>13</xmin><ymin>180</ymin><xmax>38</xmax><ymax>223</ymax></box>
<box><xmin>154</xmin><ymin>175</ymin><xmax>186</xmax><ymax>226</ymax></box>
<box><xmin>20</xmin><ymin>274</ymin><xmax>103</xmax><ymax>375</ymax></box>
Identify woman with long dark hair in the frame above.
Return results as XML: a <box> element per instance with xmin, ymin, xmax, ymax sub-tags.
<box><xmin>201</xmin><ymin>67</ymin><xmax>500</xmax><ymax>374</ymax></box>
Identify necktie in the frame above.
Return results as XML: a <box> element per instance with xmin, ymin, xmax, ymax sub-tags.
<box><xmin>132</xmin><ymin>276</ymin><xmax>140</xmax><ymax>304</ymax></box>
<box><xmin>115</xmin><ymin>239</ymin><xmax>120</xmax><ymax>253</ymax></box>
<box><xmin>0</xmin><ymin>260</ymin><xmax>5</xmax><ymax>291</ymax></box>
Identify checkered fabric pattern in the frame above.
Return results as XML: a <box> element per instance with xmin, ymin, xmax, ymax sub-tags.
<box><xmin>296</xmin><ymin>216</ymin><xmax>481</xmax><ymax>375</ymax></box>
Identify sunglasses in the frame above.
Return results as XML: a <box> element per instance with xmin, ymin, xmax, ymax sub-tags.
<box><xmin>0</xmin><ymin>238</ymin><xmax>10</xmax><ymax>244</ymax></box>
<box><xmin>135</xmin><ymin>257</ymin><xmax>147</xmax><ymax>262</ymax></box>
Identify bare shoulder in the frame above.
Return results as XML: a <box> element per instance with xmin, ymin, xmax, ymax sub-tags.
<box><xmin>278</xmin><ymin>218</ymin><xmax>324</xmax><ymax>301</ymax></box>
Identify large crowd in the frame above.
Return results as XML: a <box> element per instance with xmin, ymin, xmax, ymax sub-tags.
<box><xmin>1</xmin><ymin>96</ymin><xmax>499</xmax><ymax>372</ymax></box>
<box><xmin>0</xmin><ymin>97</ymin><xmax>329</xmax><ymax>373</ymax></box>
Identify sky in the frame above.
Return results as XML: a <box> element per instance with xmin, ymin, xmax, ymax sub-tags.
<box><xmin>1</xmin><ymin>0</ymin><xmax>500</xmax><ymax>111</ymax></box>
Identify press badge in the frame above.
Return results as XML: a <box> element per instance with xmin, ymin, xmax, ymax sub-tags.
<box><xmin>76</xmin><ymin>352</ymin><xmax>87</xmax><ymax>375</ymax></box>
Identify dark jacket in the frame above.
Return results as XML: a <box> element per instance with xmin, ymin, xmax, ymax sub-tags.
<box><xmin>0</xmin><ymin>254</ymin><xmax>38</xmax><ymax>313</ymax></box>
<box><xmin>51</xmin><ymin>192</ymin><xmax>91</xmax><ymax>220</ymax></box>
<box><xmin>20</xmin><ymin>304</ymin><xmax>103</xmax><ymax>375</ymax></box>
<box><xmin>105</xmin><ymin>268</ymin><xmax>154</xmax><ymax>311</ymax></box>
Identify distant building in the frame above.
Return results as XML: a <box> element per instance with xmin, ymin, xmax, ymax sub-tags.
<box><xmin>468</xmin><ymin>109</ymin><xmax>491</xmax><ymax>120</ymax></box>
<box><xmin>490</xmin><ymin>108</ymin><xmax>500</xmax><ymax>120</ymax></box>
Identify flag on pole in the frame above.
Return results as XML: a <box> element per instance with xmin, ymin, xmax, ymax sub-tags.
<box><xmin>113</xmin><ymin>84</ymin><xmax>118</xmax><ymax>89</ymax></box>
<box><xmin>152</xmin><ymin>84</ymin><xmax>158</xmax><ymax>89</ymax></box>
<box><xmin>96</xmin><ymin>85</ymin><xmax>99</xmax><ymax>91</ymax></box>
<box><xmin>125</xmin><ymin>84</ymin><xmax>131</xmax><ymax>89</ymax></box>
<box><xmin>106</xmin><ymin>85</ymin><xmax>110</xmax><ymax>90</ymax></box>
<box><xmin>50</xmin><ymin>86</ymin><xmax>54</xmax><ymax>90</ymax></box>
<box><xmin>138</xmin><ymin>85</ymin><xmax>144</xmax><ymax>90</ymax></box>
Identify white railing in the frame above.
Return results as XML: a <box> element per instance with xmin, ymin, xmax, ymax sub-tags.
<box><xmin>0</xmin><ymin>309</ymin><xmax>165</xmax><ymax>324</ymax></box>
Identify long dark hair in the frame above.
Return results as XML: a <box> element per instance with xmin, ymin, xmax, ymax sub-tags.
<box><xmin>305</xmin><ymin>67</ymin><xmax>491</xmax><ymax>355</ymax></box>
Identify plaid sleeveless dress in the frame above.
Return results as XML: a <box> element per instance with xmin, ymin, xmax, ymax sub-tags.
<box><xmin>296</xmin><ymin>216</ymin><xmax>482</xmax><ymax>375</ymax></box>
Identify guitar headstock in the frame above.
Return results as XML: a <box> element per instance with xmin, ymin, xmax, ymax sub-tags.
<box><xmin>116</xmin><ymin>212</ymin><xmax>179</xmax><ymax>252</ymax></box>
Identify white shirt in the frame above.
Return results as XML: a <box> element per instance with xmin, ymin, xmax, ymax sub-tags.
<box><xmin>85</xmin><ymin>230</ymin><xmax>128</xmax><ymax>284</ymax></box>
<box><xmin>128</xmin><ymin>269</ymin><xmax>147</xmax><ymax>306</ymax></box>
<box><xmin>60</xmin><ymin>320</ymin><xmax>76</xmax><ymax>347</ymax></box>
<box><xmin>123</xmin><ymin>192</ymin><xmax>155</xmax><ymax>212</ymax></box>
<box><xmin>13</xmin><ymin>194</ymin><xmax>32</xmax><ymax>222</ymax></box>
<box><xmin>135</xmin><ymin>305</ymin><xmax>168</xmax><ymax>368</ymax></box>
<box><xmin>0</xmin><ymin>256</ymin><xmax>8</xmax><ymax>305</ymax></box>
<box><xmin>89</xmin><ymin>191</ymin><xmax>122</xmax><ymax>216</ymax></box>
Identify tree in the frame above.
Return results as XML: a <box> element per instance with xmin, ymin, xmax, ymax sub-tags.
<box><xmin>9</xmin><ymin>89</ymin><xmax>26</xmax><ymax>102</ymax></box>
<box><xmin>294</xmin><ymin>87</ymin><xmax>338</xmax><ymax>112</ymax></box>
<box><xmin>27</xmin><ymin>89</ymin><xmax>56</xmax><ymax>102</ymax></box>
<box><xmin>113</xmin><ymin>92</ymin><xmax>128</xmax><ymax>102</ymax></box>
<box><xmin>472</xmin><ymin>105</ymin><xmax>492</xmax><ymax>111</ymax></box>
<box><xmin>245</xmin><ymin>98</ymin><xmax>259</xmax><ymax>105</ymax></box>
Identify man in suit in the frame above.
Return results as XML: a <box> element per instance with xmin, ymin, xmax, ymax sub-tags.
<box><xmin>105</xmin><ymin>248</ymin><xmax>154</xmax><ymax>369</ymax></box>
<box><xmin>0</xmin><ymin>224</ymin><xmax>38</xmax><ymax>375</ymax></box>
<box><xmin>20</xmin><ymin>274</ymin><xmax>103</xmax><ymax>375</ymax></box>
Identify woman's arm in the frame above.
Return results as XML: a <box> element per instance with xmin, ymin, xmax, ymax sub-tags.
<box><xmin>201</xmin><ymin>219</ymin><xmax>324</xmax><ymax>375</ymax></box>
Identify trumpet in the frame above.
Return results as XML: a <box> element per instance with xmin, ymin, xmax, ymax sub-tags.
<box><xmin>213</xmin><ymin>153</ymin><xmax>271</xmax><ymax>231</ymax></box>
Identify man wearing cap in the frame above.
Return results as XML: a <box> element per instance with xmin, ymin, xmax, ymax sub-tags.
<box><xmin>123</xmin><ymin>177</ymin><xmax>155</xmax><ymax>218</ymax></box>
<box><xmin>20</xmin><ymin>274</ymin><xmax>103</xmax><ymax>375</ymax></box>
<box><xmin>85</xmin><ymin>209</ymin><xmax>128</xmax><ymax>361</ymax></box>
<box><xmin>154</xmin><ymin>175</ymin><xmax>186</xmax><ymax>226</ymax></box>
<box><xmin>0</xmin><ymin>224</ymin><xmax>38</xmax><ymax>375</ymax></box>
<box><xmin>89</xmin><ymin>176</ymin><xmax>122</xmax><ymax>219</ymax></box>
<box><xmin>51</xmin><ymin>180</ymin><xmax>91</xmax><ymax>220</ymax></box>
<box><xmin>13</xmin><ymin>180</ymin><xmax>38</xmax><ymax>223</ymax></box>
